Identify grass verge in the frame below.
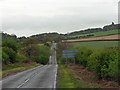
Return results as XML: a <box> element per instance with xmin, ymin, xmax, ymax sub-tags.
<box><xmin>58</xmin><ymin>64</ymin><xmax>76</xmax><ymax>88</ymax></box>
<box><xmin>1</xmin><ymin>62</ymin><xmax>40</xmax><ymax>78</ymax></box>
<box><xmin>58</xmin><ymin>64</ymin><xmax>114</xmax><ymax>88</ymax></box>
<box><xmin>58</xmin><ymin>64</ymin><xmax>96</xmax><ymax>88</ymax></box>
<box><xmin>67</xmin><ymin>63</ymin><xmax>119</xmax><ymax>88</ymax></box>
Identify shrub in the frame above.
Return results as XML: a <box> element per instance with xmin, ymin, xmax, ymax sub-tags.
<box><xmin>74</xmin><ymin>46</ymin><xmax>119</xmax><ymax>81</ymax></box>
<box><xmin>2</xmin><ymin>39</ymin><xmax>18</xmax><ymax>53</ymax></box>
<box><xmin>30</xmin><ymin>45</ymin><xmax>50</xmax><ymax>64</ymax></box>
<box><xmin>87</xmin><ymin>50</ymin><xmax>105</xmax><ymax>78</ymax></box>
<box><xmin>32</xmin><ymin>55</ymin><xmax>49</xmax><ymax>65</ymax></box>
<box><xmin>101</xmin><ymin>48</ymin><xmax>119</xmax><ymax>80</ymax></box>
<box><xmin>16</xmin><ymin>53</ymin><xmax>28</xmax><ymax>63</ymax></box>
<box><xmin>2</xmin><ymin>47</ymin><xmax>17</xmax><ymax>63</ymax></box>
<box><xmin>39</xmin><ymin>46</ymin><xmax>50</xmax><ymax>57</ymax></box>
<box><xmin>44</xmin><ymin>42</ymin><xmax>50</xmax><ymax>47</ymax></box>
<box><xmin>39</xmin><ymin>55</ymin><xmax>49</xmax><ymax>65</ymax></box>
<box><xmin>87</xmin><ymin>48</ymin><xmax>119</xmax><ymax>79</ymax></box>
<box><xmin>75</xmin><ymin>47</ymin><xmax>93</xmax><ymax>67</ymax></box>
<box><xmin>2</xmin><ymin>51</ymin><xmax>9</xmax><ymax>64</ymax></box>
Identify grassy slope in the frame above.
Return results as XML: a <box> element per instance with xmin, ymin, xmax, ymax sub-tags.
<box><xmin>1</xmin><ymin>62</ymin><xmax>40</xmax><ymax>78</ymax></box>
<box><xmin>69</xmin><ymin>29</ymin><xmax>119</xmax><ymax>38</ymax></box>
<box><xmin>72</xmin><ymin>41</ymin><xmax>119</xmax><ymax>49</ymax></box>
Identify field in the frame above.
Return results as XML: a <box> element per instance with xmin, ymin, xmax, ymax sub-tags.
<box><xmin>72</xmin><ymin>41</ymin><xmax>119</xmax><ymax>49</ymax></box>
<box><xmin>63</xmin><ymin>34</ymin><xmax>119</xmax><ymax>42</ymax></box>
<box><xmin>69</xmin><ymin>29</ymin><xmax>119</xmax><ymax>38</ymax></box>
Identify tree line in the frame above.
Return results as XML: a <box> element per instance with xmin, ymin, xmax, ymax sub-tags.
<box><xmin>2</xmin><ymin>38</ymin><xmax>51</xmax><ymax>65</ymax></box>
<box><xmin>65</xmin><ymin>23</ymin><xmax>120</xmax><ymax>36</ymax></box>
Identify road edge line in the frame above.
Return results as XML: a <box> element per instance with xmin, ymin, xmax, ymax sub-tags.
<box><xmin>54</xmin><ymin>64</ymin><xmax>58</xmax><ymax>88</ymax></box>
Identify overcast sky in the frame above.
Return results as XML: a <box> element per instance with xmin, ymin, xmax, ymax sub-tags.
<box><xmin>0</xmin><ymin>0</ymin><xmax>119</xmax><ymax>37</ymax></box>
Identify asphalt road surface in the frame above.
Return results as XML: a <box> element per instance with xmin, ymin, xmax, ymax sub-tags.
<box><xmin>1</xmin><ymin>43</ymin><xmax>58</xmax><ymax>88</ymax></box>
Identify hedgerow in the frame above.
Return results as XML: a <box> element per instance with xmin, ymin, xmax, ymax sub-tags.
<box><xmin>75</xmin><ymin>47</ymin><xmax>119</xmax><ymax>81</ymax></box>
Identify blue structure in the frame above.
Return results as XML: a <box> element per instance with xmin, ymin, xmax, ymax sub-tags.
<box><xmin>62</xmin><ymin>50</ymin><xmax>78</xmax><ymax>58</ymax></box>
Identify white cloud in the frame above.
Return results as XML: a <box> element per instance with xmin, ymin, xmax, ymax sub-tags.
<box><xmin>0</xmin><ymin>0</ymin><xmax>118</xmax><ymax>36</ymax></box>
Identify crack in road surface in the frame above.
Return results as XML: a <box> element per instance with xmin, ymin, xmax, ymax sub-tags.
<box><xmin>1</xmin><ymin>43</ymin><xmax>58</xmax><ymax>88</ymax></box>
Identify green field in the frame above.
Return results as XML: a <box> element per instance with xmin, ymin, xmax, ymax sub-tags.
<box><xmin>72</xmin><ymin>41</ymin><xmax>119</xmax><ymax>49</ymax></box>
<box><xmin>69</xmin><ymin>29</ymin><xmax>119</xmax><ymax>38</ymax></box>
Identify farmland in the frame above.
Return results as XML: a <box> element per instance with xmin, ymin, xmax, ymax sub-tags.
<box><xmin>63</xmin><ymin>34</ymin><xmax>119</xmax><ymax>42</ymax></box>
<box><xmin>71</xmin><ymin>41</ymin><xmax>119</xmax><ymax>49</ymax></box>
<box><xmin>68</xmin><ymin>29</ymin><xmax>119</xmax><ymax>39</ymax></box>
<box><xmin>57</xmin><ymin>41</ymin><xmax>120</xmax><ymax>88</ymax></box>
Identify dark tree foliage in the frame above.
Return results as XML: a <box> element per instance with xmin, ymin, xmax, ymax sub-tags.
<box><xmin>2</xmin><ymin>39</ymin><xmax>18</xmax><ymax>53</ymax></box>
<box><xmin>67</xmin><ymin>23</ymin><xmax>120</xmax><ymax>36</ymax></box>
<box><xmin>2</xmin><ymin>47</ymin><xmax>17</xmax><ymax>63</ymax></box>
<box><xmin>20</xmin><ymin>38</ymin><xmax>39</xmax><ymax>58</ymax></box>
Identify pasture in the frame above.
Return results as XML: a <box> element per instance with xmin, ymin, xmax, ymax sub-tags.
<box><xmin>69</xmin><ymin>29</ymin><xmax>119</xmax><ymax>38</ymax></box>
<box><xmin>71</xmin><ymin>41</ymin><xmax>119</xmax><ymax>49</ymax></box>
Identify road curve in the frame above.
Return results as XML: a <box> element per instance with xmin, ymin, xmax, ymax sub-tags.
<box><xmin>1</xmin><ymin>43</ymin><xmax>58</xmax><ymax>88</ymax></box>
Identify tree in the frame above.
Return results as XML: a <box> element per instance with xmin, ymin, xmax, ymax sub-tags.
<box><xmin>43</xmin><ymin>36</ymin><xmax>53</xmax><ymax>43</ymax></box>
<box><xmin>2</xmin><ymin>39</ymin><xmax>18</xmax><ymax>53</ymax></box>
<box><xmin>2</xmin><ymin>47</ymin><xmax>17</xmax><ymax>63</ymax></box>
<box><xmin>21</xmin><ymin>38</ymin><xmax>38</xmax><ymax>47</ymax></box>
<box><xmin>2</xmin><ymin>51</ymin><xmax>9</xmax><ymax>64</ymax></box>
<box><xmin>20</xmin><ymin>38</ymin><xmax>50</xmax><ymax>64</ymax></box>
<box><xmin>20</xmin><ymin>38</ymin><xmax>39</xmax><ymax>59</ymax></box>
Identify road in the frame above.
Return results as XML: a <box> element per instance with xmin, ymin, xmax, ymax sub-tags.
<box><xmin>1</xmin><ymin>43</ymin><xmax>58</xmax><ymax>88</ymax></box>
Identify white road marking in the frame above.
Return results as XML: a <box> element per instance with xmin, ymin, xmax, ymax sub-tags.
<box><xmin>54</xmin><ymin>65</ymin><xmax>58</xmax><ymax>88</ymax></box>
<box><xmin>17</xmin><ymin>65</ymin><xmax>48</xmax><ymax>88</ymax></box>
<box><xmin>17</xmin><ymin>43</ymin><xmax>57</xmax><ymax>88</ymax></box>
<box><xmin>17</xmin><ymin>79</ymin><xmax>29</xmax><ymax>88</ymax></box>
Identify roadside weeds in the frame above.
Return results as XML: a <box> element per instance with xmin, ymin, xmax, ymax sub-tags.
<box><xmin>67</xmin><ymin>63</ymin><xmax>119</xmax><ymax>88</ymax></box>
<box><xmin>58</xmin><ymin>63</ymin><xmax>119</xmax><ymax>88</ymax></box>
<box><xmin>1</xmin><ymin>62</ymin><xmax>40</xmax><ymax>79</ymax></box>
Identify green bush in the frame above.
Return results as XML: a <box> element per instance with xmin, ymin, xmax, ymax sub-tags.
<box><xmin>16</xmin><ymin>53</ymin><xmax>28</xmax><ymax>62</ymax></box>
<box><xmin>75</xmin><ymin>47</ymin><xmax>93</xmax><ymax>67</ymax></box>
<box><xmin>2</xmin><ymin>47</ymin><xmax>17</xmax><ymax>63</ymax></box>
<box><xmin>32</xmin><ymin>55</ymin><xmax>49</xmax><ymax>65</ymax></box>
<box><xmin>2</xmin><ymin>51</ymin><xmax>9</xmax><ymax>64</ymax></box>
<box><xmin>101</xmin><ymin>48</ymin><xmax>119</xmax><ymax>81</ymax></box>
<box><xmin>44</xmin><ymin>42</ymin><xmax>50</xmax><ymax>47</ymax></box>
<box><xmin>87</xmin><ymin>48</ymin><xmax>119</xmax><ymax>80</ymax></box>
<box><xmin>74</xmin><ymin>47</ymin><xmax>119</xmax><ymax>81</ymax></box>
<box><xmin>39</xmin><ymin>46</ymin><xmax>50</xmax><ymax>57</ymax></box>
<box><xmin>31</xmin><ymin>46</ymin><xmax>50</xmax><ymax>64</ymax></box>
<box><xmin>2</xmin><ymin>39</ymin><xmax>18</xmax><ymax>53</ymax></box>
<box><xmin>39</xmin><ymin>55</ymin><xmax>49</xmax><ymax>65</ymax></box>
<box><xmin>20</xmin><ymin>38</ymin><xmax>50</xmax><ymax>64</ymax></box>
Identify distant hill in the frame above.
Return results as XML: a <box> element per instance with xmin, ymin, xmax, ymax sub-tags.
<box><xmin>66</xmin><ymin>23</ymin><xmax>119</xmax><ymax>36</ymax></box>
<box><xmin>30</xmin><ymin>32</ymin><xmax>65</xmax><ymax>42</ymax></box>
<box><xmin>2</xmin><ymin>33</ymin><xmax>27</xmax><ymax>43</ymax></box>
<box><xmin>1</xmin><ymin>32</ymin><xmax>65</xmax><ymax>43</ymax></box>
<box><xmin>1</xmin><ymin>23</ymin><xmax>120</xmax><ymax>42</ymax></box>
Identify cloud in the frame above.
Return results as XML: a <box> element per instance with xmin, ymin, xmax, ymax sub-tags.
<box><xmin>1</xmin><ymin>0</ymin><xmax>118</xmax><ymax>37</ymax></box>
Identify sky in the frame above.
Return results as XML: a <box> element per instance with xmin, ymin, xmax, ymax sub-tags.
<box><xmin>0</xmin><ymin>0</ymin><xmax>119</xmax><ymax>37</ymax></box>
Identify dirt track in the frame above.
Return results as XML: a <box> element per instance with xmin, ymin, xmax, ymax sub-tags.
<box><xmin>62</xmin><ymin>34</ymin><xmax>120</xmax><ymax>42</ymax></box>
